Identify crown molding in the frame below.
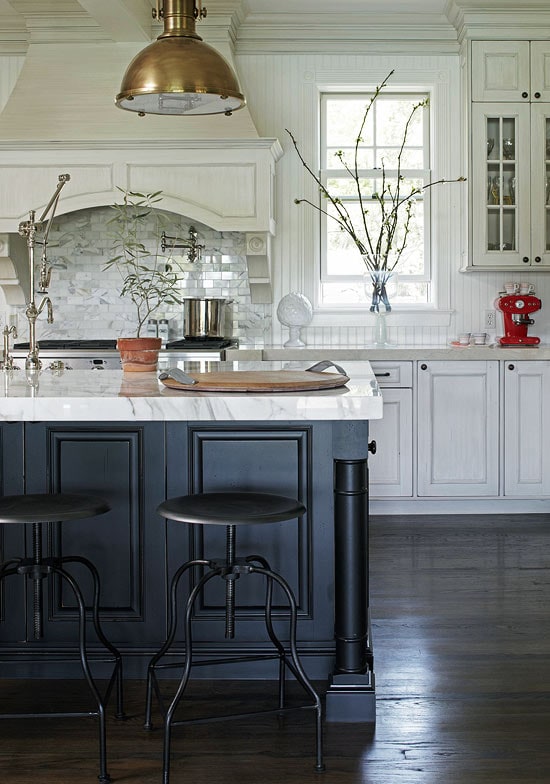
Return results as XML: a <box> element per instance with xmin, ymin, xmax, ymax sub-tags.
<box><xmin>447</xmin><ymin>1</ymin><xmax>550</xmax><ymax>40</ymax></box>
<box><xmin>233</xmin><ymin>13</ymin><xmax>459</xmax><ymax>54</ymax></box>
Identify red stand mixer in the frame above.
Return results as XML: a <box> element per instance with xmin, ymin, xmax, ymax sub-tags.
<box><xmin>495</xmin><ymin>291</ymin><xmax>542</xmax><ymax>346</ymax></box>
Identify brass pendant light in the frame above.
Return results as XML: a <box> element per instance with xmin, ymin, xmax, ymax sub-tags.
<box><xmin>115</xmin><ymin>0</ymin><xmax>245</xmax><ymax>117</ymax></box>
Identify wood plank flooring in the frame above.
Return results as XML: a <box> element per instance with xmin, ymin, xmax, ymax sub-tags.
<box><xmin>1</xmin><ymin>513</ymin><xmax>550</xmax><ymax>783</ymax></box>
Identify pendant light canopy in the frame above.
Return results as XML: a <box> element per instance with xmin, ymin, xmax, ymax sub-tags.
<box><xmin>115</xmin><ymin>0</ymin><xmax>245</xmax><ymax>117</ymax></box>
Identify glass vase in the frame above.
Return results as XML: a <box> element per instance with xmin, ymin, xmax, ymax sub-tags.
<box><xmin>367</xmin><ymin>269</ymin><xmax>395</xmax><ymax>313</ymax></box>
<box><xmin>363</xmin><ymin>269</ymin><xmax>397</xmax><ymax>347</ymax></box>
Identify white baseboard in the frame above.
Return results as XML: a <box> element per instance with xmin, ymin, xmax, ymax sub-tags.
<box><xmin>369</xmin><ymin>497</ymin><xmax>550</xmax><ymax>515</ymax></box>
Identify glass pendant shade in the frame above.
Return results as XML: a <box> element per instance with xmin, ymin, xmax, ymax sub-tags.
<box><xmin>115</xmin><ymin>0</ymin><xmax>245</xmax><ymax>117</ymax></box>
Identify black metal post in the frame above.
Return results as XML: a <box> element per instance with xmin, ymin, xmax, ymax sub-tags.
<box><xmin>333</xmin><ymin>458</ymin><xmax>369</xmax><ymax>674</ymax></box>
<box><xmin>326</xmin><ymin>420</ymin><xmax>375</xmax><ymax>723</ymax></box>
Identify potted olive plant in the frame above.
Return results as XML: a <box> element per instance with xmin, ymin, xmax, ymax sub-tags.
<box><xmin>105</xmin><ymin>189</ymin><xmax>184</xmax><ymax>371</ymax></box>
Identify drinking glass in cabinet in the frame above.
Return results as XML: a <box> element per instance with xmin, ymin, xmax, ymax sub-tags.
<box><xmin>490</xmin><ymin>176</ymin><xmax>500</xmax><ymax>204</ymax></box>
<box><xmin>502</xmin><ymin>138</ymin><xmax>515</xmax><ymax>160</ymax></box>
<box><xmin>487</xmin><ymin>138</ymin><xmax>494</xmax><ymax>157</ymax></box>
<box><xmin>508</xmin><ymin>177</ymin><xmax>515</xmax><ymax>205</ymax></box>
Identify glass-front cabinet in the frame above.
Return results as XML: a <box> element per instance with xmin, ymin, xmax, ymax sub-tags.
<box><xmin>469</xmin><ymin>40</ymin><xmax>550</xmax><ymax>270</ymax></box>
<box><xmin>471</xmin><ymin>102</ymin><xmax>550</xmax><ymax>268</ymax></box>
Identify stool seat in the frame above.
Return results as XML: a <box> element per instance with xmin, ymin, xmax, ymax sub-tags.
<box><xmin>157</xmin><ymin>491</ymin><xmax>305</xmax><ymax>526</ymax></box>
<box><xmin>0</xmin><ymin>493</ymin><xmax>110</xmax><ymax>523</ymax></box>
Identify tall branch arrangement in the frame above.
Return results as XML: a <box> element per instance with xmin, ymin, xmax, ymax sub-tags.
<box><xmin>286</xmin><ymin>71</ymin><xmax>465</xmax><ymax>281</ymax></box>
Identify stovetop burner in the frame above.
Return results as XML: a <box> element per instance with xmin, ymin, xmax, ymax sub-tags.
<box><xmin>14</xmin><ymin>340</ymin><xmax>118</xmax><ymax>350</ymax></box>
<box><xmin>165</xmin><ymin>338</ymin><xmax>234</xmax><ymax>350</ymax></box>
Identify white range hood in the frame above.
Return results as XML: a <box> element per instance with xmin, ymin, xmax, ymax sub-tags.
<box><xmin>0</xmin><ymin>5</ymin><xmax>281</xmax><ymax>304</ymax></box>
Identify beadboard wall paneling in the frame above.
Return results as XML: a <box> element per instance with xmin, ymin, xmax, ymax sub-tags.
<box><xmin>238</xmin><ymin>50</ymin><xmax>550</xmax><ymax>347</ymax></box>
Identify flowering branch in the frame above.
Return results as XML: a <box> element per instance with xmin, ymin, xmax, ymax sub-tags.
<box><xmin>286</xmin><ymin>70</ymin><xmax>465</xmax><ymax>279</ymax></box>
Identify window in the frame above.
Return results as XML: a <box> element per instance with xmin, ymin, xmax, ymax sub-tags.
<box><xmin>320</xmin><ymin>90</ymin><xmax>432</xmax><ymax>307</ymax></box>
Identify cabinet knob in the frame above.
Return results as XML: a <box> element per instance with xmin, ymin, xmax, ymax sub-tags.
<box><xmin>523</xmin><ymin>256</ymin><xmax>530</xmax><ymax>263</ymax></box>
<box><xmin>368</xmin><ymin>440</ymin><xmax>377</xmax><ymax>455</ymax></box>
<box><xmin>508</xmin><ymin>364</ymin><xmax>515</xmax><ymax>371</ymax></box>
<box><xmin>534</xmin><ymin>91</ymin><xmax>541</xmax><ymax>99</ymax></box>
<box><xmin>534</xmin><ymin>256</ymin><xmax>542</xmax><ymax>263</ymax></box>
<box><xmin>420</xmin><ymin>363</ymin><xmax>428</xmax><ymax>370</ymax></box>
<box><xmin>522</xmin><ymin>91</ymin><xmax>529</xmax><ymax>98</ymax></box>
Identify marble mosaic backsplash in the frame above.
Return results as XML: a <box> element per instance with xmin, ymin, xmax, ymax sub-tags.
<box><xmin>9</xmin><ymin>206</ymin><xmax>271</xmax><ymax>345</ymax></box>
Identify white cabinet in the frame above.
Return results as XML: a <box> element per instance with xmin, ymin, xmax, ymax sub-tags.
<box><xmin>470</xmin><ymin>41</ymin><xmax>550</xmax><ymax>269</ymax></box>
<box><xmin>472</xmin><ymin>41</ymin><xmax>550</xmax><ymax>102</ymax></box>
<box><xmin>503</xmin><ymin>360</ymin><xmax>550</xmax><ymax>496</ymax></box>
<box><xmin>416</xmin><ymin>361</ymin><xmax>500</xmax><ymax>497</ymax></box>
<box><xmin>368</xmin><ymin>362</ymin><xmax>413</xmax><ymax>498</ymax></box>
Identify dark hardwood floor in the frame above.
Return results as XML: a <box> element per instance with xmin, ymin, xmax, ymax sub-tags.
<box><xmin>1</xmin><ymin>513</ymin><xmax>550</xmax><ymax>783</ymax></box>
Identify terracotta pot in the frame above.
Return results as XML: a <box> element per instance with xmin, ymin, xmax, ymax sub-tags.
<box><xmin>116</xmin><ymin>337</ymin><xmax>162</xmax><ymax>372</ymax></box>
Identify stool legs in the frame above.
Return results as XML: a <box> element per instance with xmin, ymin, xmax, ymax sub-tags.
<box><xmin>247</xmin><ymin>562</ymin><xmax>325</xmax><ymax>774</ymax></box>
<box><xmin>0</xmin><ymin>554</ymin><xmax>124</xmax><ymax>784</ymax></box>
<box><xmin>62</xmin><ymin>555</ymin><xmax>125</xmax><ymax>719</ymax></box>
<box><xmin>145</xmin><ymin>535</ymin><xmax>325</xmax><ymax>783</ymax></box>
<box><xmin>144</xmin><ymin>558</ymin><xmax>212</xmax><ymax>731</ymax></box>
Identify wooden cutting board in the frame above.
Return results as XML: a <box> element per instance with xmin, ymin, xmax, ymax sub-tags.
<box><xmin>160</xmin><ymin>369</ymin><xmax>350</xmax><ymax>392</ymax></box>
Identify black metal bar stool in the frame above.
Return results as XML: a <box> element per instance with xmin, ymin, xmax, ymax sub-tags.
<box><xmin>145</xmin><ymin>491</ymin><xmax>325</xmax><ymax>783</ymax></box>
<box><xmin>0</xmin><ymin>493</ymin><xmax>125</xmax><ymax>784</ymax></box>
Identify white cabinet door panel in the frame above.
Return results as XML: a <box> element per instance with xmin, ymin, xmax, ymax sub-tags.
<box><xmin>472</xmin><ymin>41</ymin><xmax>530</xmax><ymax>102</ymax></box>
<box><xmin>504</xmin><ymin>361</ymin><xmax>550</xmax><ymax>496</ymax></box>
<box><xmin>417</xmin><ymin>361</ymin><xmax>499</xmax><ymax>496</ymax></box>
<box><xmin>368</xmin><ymin>388</ymin><xmax>413</xmax><ymax>498</ymax></box>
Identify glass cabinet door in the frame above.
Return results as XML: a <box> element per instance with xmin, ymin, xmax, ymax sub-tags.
<box><xmin>530</xmin><ymin>103</ymin><xmax>550</xmax><ymax>267</ymax></box>
<box><xmin>472</xmin><ymin>103</ymin><xmax>530</xmax><ymax>267</ymax></box>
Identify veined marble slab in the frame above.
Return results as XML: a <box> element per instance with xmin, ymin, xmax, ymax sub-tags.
<box><xmin>227</xmin><ymin>345</ymin><xmax>550</xmax><ymax>361</ymax></box>
<box><xmin>0</xmin><ymin>361</ymin><xmax>382</xmax><ymax>422</ymax></box>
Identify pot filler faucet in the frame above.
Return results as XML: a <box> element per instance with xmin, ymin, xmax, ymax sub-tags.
<box><xmin>18</xmin><ymin>174</ymin><xmax>70</xmax><ymax>372</ymax></box>
<box><xmin>161</xmin><ymin>227</ymin><xmax>204</xmax><ymax>264</ymax></box>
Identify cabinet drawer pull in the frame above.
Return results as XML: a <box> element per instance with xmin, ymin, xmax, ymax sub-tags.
<box><xmin>420</xmin><ymin>363</ymin><xmax>428</xmax><ymax>370</ymax></box>
<box><xmin>368</xmin><ymin>440</ymin><xmax>377</xmax><ymax>455</ymax></box>
<box><xmin>523</xmin><ymin>256</ymin><xmax>530</xmax><ymax>263</ymax></box>
<box><xmin>374</xmin><ymin>372</ymin><xmax>391</xmax><ymax>377</ymax></box>
<box><xmin>522</xmin><ymin>91</ymin><xmax>529</xmax><ymax>98</ymax></box>
<box><xmin>508</xmin><ymin>364</ymin><xmax>515</xmax><ymax>371</ymax></box>
<box><xmin>534</xmin><ymin>91</ymin><xmax>541</xmax><ymax>99</ymax></box>
<box><xmin>534</xmin><ymin>256</ymin><xmax>542</xmax><ymax>263</ymax></box>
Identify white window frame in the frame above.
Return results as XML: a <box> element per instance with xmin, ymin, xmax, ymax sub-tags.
<box><xmin>296</xmin><ymin>63</ymin><xmax>463</xmax><ymax>330</ymax></box>
<box><xmin>319</xmin><ymin>90</ymin><xmax>432</xmax><ymax>305</ymax></box>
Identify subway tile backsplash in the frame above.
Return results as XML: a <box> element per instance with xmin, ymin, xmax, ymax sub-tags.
<box><xmin>6</xmin><ymin>205</ymin><xmax>550</xmax><ymax>350</ymax></box>
<box><xmin>9</xmin><ymin>206</ymin><xmax>271</xmax><ymax>345</ymax></box>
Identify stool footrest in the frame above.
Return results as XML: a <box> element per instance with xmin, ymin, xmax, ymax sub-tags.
<box><xmin>170</xmin><ymin>702</ymin><xmax>319</xmax><ymax>729</ymax></box>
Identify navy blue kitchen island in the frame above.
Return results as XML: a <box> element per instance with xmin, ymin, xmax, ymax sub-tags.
<box><xmin>0</xmin><ymin>361</ymin><xmax>382</xmax><ymax>722</ymax></box>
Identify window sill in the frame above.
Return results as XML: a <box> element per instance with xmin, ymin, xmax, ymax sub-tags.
<box><xmin>310</xmin><ymin>308</ymin><xmax>453</xmax><ymax>328</ymax></box>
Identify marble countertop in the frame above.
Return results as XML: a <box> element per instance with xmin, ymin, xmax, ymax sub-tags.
<box><xmin>0</xmin><ymin>360</ymin><xmax>382</xmax><ymax>422</ymax></box>
<box><xmin>227</xmin><ymin>344</ymin><xmax>550</xmax><ymax>361</ymax></box>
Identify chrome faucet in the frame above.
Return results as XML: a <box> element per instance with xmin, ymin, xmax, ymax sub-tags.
<box><xmin>161</xmin><ymin>227</ymin><xmax>204</xmax><ymax>264</ymax></box>
<box><xmin>1</xmin><ymin>324</ymin><xmax>17</xmax><ymax>371</ymax></box>
<box><xmin>18</xmin><ymin>174</ymin><xmax>70</xmax><ymax>371</ymax></box>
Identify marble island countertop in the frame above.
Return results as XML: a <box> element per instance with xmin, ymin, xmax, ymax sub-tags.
<box><xmin>0</xmin><ymin>360</ymin><xmax>382</xmax><ymax>422</ymax></box>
